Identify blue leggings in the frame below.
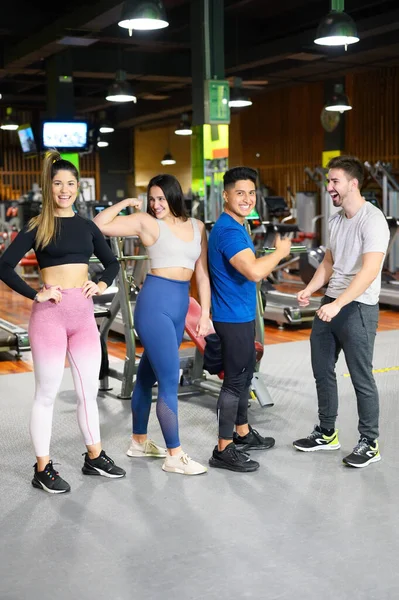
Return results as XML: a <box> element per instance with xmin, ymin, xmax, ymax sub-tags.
<box><xmin>132</xmin><ymin>274</ymin><xmax>189</xmax><ymax>448</ymax></box>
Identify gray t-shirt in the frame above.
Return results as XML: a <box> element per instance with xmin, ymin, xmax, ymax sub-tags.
<box><xmin>326</xmin><ymin>201</ymin><xmax>390</xmax><ymax>305</ymax></box>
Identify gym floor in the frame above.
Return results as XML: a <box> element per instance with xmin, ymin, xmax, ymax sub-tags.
<box><xmin>1</xmin><ymin>282</ymin><xmax>399</xmax><ymax>600</ymax></box>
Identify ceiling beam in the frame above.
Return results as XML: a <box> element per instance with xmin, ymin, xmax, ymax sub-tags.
<box><xmin>2</xmin><ymin>0</ymin><xmax>124</xmax><ymax>71</ymax></box>
<box><xmin>225</xmin><ymin>7</ymin><xmax>399</xmax><ymax>75</ymax></box>
<box><xmin>68</xmin><ymin>47</ymin><xmax>191</xmax><ymax>79</ymax></box>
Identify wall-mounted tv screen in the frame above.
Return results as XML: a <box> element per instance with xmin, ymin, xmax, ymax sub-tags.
<box><xmin>18</xmin><ymin>124</ymin><xmax>37</xmax><ymax>154</ymax></box>
<box><xmin>42</xmin><ymin>121</ymin><xmax>89</xmax><ymax>152</ymax></box>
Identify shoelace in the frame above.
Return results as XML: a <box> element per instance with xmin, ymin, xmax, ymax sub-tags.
<box><xmin>353</xmin><ymin>439</ymin><xmax>370</xmax><ymax>455</ymax></box>
<box><xmin>42</xmin><ymin>461</ymin><xmax>60</xmax><ymax>480</ymax></box>
<box><xmin>250</xmin><ymin>428</ymin><xmax>264</xmax><ymax>442</ymax></box>
<box><xmin>148</xmin><ymin>441</ymin><xmax>161</xmax><ymax>452</ymax></box>
<box><xmin>99</xmin><ymin>453</ymin><xmax>114</xmax><ymax>465</ymax></box>
<box><xmin>307</xmin><ymin>426</ymin><xmax>323</xmax><ymax>440</ymax></box>
<box><xmin>83</xmin><ymin>452</ymin><xmax>114</xmax><ymax>465</ymax></box>
<box><xmin>179</xmin><ymin>453</ymin><xmax>190</xmax><ymax>465</ymax></box>
<box><xmin>228</xmin><ymin>446</ymin><xmax>249</xmax><ymax>463</ymax></box>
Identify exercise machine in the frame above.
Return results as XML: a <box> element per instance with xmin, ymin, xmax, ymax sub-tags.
<box><xmin>0</xmin><ymin>318</ymin><xmax>30</xmax><ymax>357</ymax></box>
<box><xmin>260</xmin><ymin>238</ymin><xmax>322</xmax><ymax>328</ymax></box>
<box><xmin>183</xmin><ymin>296</ymin><xmax>273</xmax><ymax>408</ymax></box>
<box><xmin>98</xmin><ymin>238</ymin><xmax>197</xmax><ymax>399</ymax></box>
<box><xmin>364</xmin><ymin>161</ymin><xmax>399</xmax><ymax>306</ymax></box>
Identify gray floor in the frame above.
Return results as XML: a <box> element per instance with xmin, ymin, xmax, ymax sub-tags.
<box><xmin>1</xmin><ymin>331</ymin><xmax>399</xmax><ymax>600</ymax></box>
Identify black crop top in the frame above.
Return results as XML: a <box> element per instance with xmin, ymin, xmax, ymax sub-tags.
<box><xmin>0</xmin><ymin>214</ymin><xmax>119</xmax><ymax>300</ymax></box>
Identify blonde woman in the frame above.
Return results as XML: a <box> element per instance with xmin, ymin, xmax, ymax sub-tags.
<box><xmin>0</xmin><ymin>150</ymin><xmax>126</xmax><ymax>493</ymax></box>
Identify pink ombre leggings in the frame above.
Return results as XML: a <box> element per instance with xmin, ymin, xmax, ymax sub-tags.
<box><xmin>28</xmin><ymin>288</ymin><xmax>101</xmax><ymax>457</ymax></box>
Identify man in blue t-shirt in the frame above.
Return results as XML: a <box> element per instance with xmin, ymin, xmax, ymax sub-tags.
<box><xmin>208</xmin><ymin>166</ymin><xmax>291</xmax><ymax>472</ymax></box>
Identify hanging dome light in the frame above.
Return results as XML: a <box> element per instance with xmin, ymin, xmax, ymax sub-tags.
<box><xmin>175</xmin><ymin>114</ymin><xmax>192</xmax><ymax>136</ymax></box>
<box><xmin>118</xmin><ymin>1</ymin><xmax>169</xmax><ymax>35</ymax></box>
<box><xmin>228</xmin><ymin>77</ymin><xmax>252</xmax><ymax>108</ymax></box>
<box><xmin>0</xmin><ymin>107</ymin><xmax>19</xmax><ymax>131</ymax></box>
<box><xmin>325</xmin><ymin>83</ymin><xmax>352</xmax><ymax>112</ymax></box>
<box><xmin>229</xmin><ymin>87</ymin><xmax>252</xmax><ymax>108</ymax></box>
<box><xmin>97</xmin><ymin>138</ymin><xmax>109</xmax><ymax>148</ymax></box>
<box><xmin>161</xmin><ymin>152</ymin><xmax>176</xmax><ymax>165</ymax></box>
<box><xmin>106</xmin><ymin>70</ymin><xmax>137</xmax><ymax>103</ymax></box>
<box><xmin>314</xmin><ymin>10</ymin><xmax>359</xmax><ymax>46</ymax></box>
<box><xmin>99</xmin><ymin>123</ymin><xmax>115</xmax><ymax>134</ymax></box>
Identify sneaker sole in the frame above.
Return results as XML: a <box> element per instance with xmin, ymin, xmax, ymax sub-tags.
<box><xmin>293</xmin><ymin>443</ymin><xmax>341</xmax><ymax>452</ymax></box>
<box><xmin>32</xmin><ymin>478</ymin><xmax>70</xmax><ymax>494</ymax></box>
<box><xmin>126</xmin><ymin>449</ymin><xmax>166</xmax><ymax>458</ymax></box>
<box><xmin>343</xmin><ymin>454</ymin><xmax>382</xmax><ymax>468</ymax></box>
<box><xmin>81</xmin><ymin>465</ymin><xmax>126</xmax><ymax>478</ymax></box>
<box><xmin>208</xmin><ymin>457</ymin><xmax>260</xmax><ymax>472</ymax></box>
<box><xmin>161</xmin><ymin>464</ymin><xmax>207</xmax><ymax>475</ymax></box>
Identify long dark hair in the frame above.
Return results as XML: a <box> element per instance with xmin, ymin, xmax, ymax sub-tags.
<box><xmin>27</xmin><ymin>150</ymin><xmax>79</xmax><ymax>248</ymax></box>
<box><xmin>147</xmin><ymin>174</ymin><xmax>188</xmax><ymax>221</ymax></box>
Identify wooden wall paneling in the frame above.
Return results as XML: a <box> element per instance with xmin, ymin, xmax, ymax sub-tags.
<box><xmin>238</xmin><ymin>82</ymin><xmax>325</xmax><ymax>201</ymax></box>
<box><xmin>135</xmin><ymin>125</ymin><xmax>192</xmax><ymax>193</ymax></box>
<box><xmin>345</xmin><ymin>67</ymin><xmax>399</xmax><ymax>170</ymax></box>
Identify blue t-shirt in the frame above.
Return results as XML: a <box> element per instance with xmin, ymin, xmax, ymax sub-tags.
<box><xmin>208</xmin><ymin>212</ymin><xmax>256</xmax><ymax>323</ymax></box>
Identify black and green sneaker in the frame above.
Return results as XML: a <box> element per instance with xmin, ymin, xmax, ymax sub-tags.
<box><xmin>343</xmin><ymin>438</ymin><xmax>381</xmax><ymax>468</ymax></box>
<box><xmin>293</xmin><ymin>425</ymin><xmax>341</xmax><ymax>452</ymax></box>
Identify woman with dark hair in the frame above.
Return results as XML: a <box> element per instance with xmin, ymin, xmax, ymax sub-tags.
<box><xmin>94</xmin><ymin>174</ymin><xmax>210</xmax><ymax>475</ymax></box>
<box><xmin>0</xmin><ymin>150</ymin><xmax>126</xmax><ymax>494</ymax></box>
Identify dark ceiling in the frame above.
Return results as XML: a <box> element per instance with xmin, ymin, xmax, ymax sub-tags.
<box><xmin>1</xmin><ymin>0</ymin><xmax>399</xmax><ymax>128</ymax></box>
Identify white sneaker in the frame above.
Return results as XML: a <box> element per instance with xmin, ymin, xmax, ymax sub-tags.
<box><xmin>126</xmin><ymin>438</ymin><xmax>167</xmax><ymax>458</ymax></box>
<box><xmin>162</xmin><ymin>451</ymin><xmax>207</xmax><ymax>475</ymax></box>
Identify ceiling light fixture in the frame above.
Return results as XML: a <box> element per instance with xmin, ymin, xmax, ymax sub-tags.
<box><xmin>97</xmin><ymin>138</ymin><xmax>109</xmax><ymax>148</ymax></box>
<box><xmin>174</xmin><ymin>114</ymin><xmax>192</xmax><ymax>136</ymax></box>
<box><xmin>228</xmin><ymin>78</ymin><xmax>252</xmax><ymax>108</ymax></box>
<box><xmin>0</xmin><ymin>107</ymin><xmax>19</xmax><ymax>131</ymax></box>
<box><xmin>118</xmin><ymin>1</ymin><xmax>169</xmax><ymax>35</ymax></box>
<box><xmin>314</xmin><ymin>0</ymin><xmax>359</xmax><ymax>48</ymax></box>
<box><xmin>98</xmin><ymin>111</ymin><xmax>115</xmax><ymax>134</ymax></box>
<box><xmin>161</xmin><ymin>152</ymin><xmax>176</xmax><ymax>166</ymax></box>
<box><xmin>325</xmin><ymin>83</ymin><xmax>352</xmax><ymax>112</ymax></box>
<box><xmin>106</xmin><ymin>70</ymin><xmax>137</xmax><ymax>103</ymax></box>
<box><xmin>99</xmin><ymin>124</ymin><xmax>115</xmax><ymax>134</ymax></box>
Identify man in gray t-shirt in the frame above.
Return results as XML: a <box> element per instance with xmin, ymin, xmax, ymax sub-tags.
<box><xmin>293</xmin><ymin>155</ymin><xmax>389</xmax><ymax>468</ymax></box>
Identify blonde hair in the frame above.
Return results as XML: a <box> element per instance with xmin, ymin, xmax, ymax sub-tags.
<box><xmin>27</xmin><ymin>150</ymin><xmax>79</xmax><ymax>249</ymax></box>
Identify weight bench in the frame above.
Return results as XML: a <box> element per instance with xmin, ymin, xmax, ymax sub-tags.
<box><xmin>183</xmin><ymin>297</ymin><xmax>273</xmax><ymax>408</ymax></box>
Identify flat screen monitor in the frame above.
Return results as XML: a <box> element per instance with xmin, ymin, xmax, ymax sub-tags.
<box><xmin>42</xmin><ymin>121</ymin><xmax>89</xmax><ymax>152</ymax></box>
<box><xmin>17</xmin><ymin>124</ymin><xmax>37</xmax><ymax>154</ymax></box>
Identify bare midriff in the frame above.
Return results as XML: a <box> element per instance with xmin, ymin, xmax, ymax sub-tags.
<box><xmin>150</xmin><ymin>267</ymin><xmax>193</xmax><ymax>282</ymax></box>
<box><xmin>40</xmin><ymin>264</ymin><xmax>89</xmax><ymax>288</ymax></box>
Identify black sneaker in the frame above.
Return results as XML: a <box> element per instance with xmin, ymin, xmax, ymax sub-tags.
<box><xmin>233</xmin><ymin>425</ymin><xmax>275</xmax><ymax>451</ymax></box>
<box><xmin>293</xmin><ymin>425</ymin><xmax>341</xmax><ymax>452</ymax></box>
<box><xmin>32</xmin><ymin>461</ymin><xmax>71</xmax><ymax>494</ymax></box>
<box><xmin>82</xmin><ymin>450</ymin><xmax>126</xmax><ymax>478</ymax></box>
<box><xmin>209</xmin><ymin>443</ymin><xmax>260</xmax><ymax>472</ymax></box>
<box><xmin>343</xmin><ymin>438</ymin><xmax>381</xmax><ymax>468</ymax></box>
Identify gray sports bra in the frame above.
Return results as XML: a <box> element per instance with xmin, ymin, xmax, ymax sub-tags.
<box><xmin>146</xmin><ymin>218</ymin><xmax>202</xmax><ymax>270</ymax></box>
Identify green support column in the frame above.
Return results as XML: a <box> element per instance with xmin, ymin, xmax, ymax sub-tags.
<box><xmin>190</xmin><ymin>0</ymin><xmax>230</xmax><ymax>223</ymax></box>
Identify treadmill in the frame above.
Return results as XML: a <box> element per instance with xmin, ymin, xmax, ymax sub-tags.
<box><xmin>379</xmin><ymin>216</ymin><xmax>399</xmax><ymax>307</ymax></box>
<box><xmin>257</xmin><ymin>198</ymin><xmax>322</xmax><ymax>328</ymax></box>
<box><xmin>0</xmin><ymin>318</ymin><xmax>30</xmax><ymax>357</ymax></box>
<box><xmin>364</xmin><ymin>162</ymin><xmax>399</xmax><ymax>307</ymax></box>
